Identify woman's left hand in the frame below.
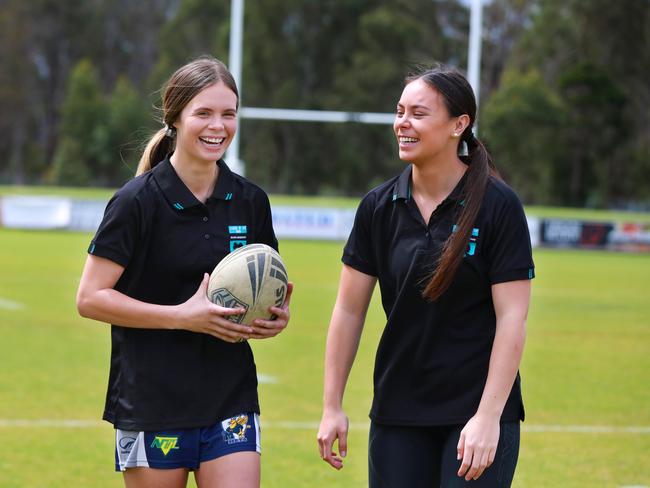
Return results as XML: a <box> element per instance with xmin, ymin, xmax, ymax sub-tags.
<box><xmin>248</xmin><ymin>282</ymin><xmax>293</xmax><ymax>339</ymax></box>
<box><xmin>456</xmin><ymin>413</ymin><xmax>500</xmax><ymax>481</ymax></box>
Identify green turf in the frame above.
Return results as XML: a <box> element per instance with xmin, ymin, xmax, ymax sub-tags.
<box><xmin>0</xmin><ymin>229</ymin><xmax>648</xmax><ymax>487</ymax></box>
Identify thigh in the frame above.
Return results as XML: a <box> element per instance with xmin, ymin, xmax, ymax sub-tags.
<box><xmin>194</xmin><ymin>451</ymin><xmax>260</xmax><ymax>488</ymax></box>
<box><xmin>440</xmin><ymin>422</ymin><xmax>520</xmax><ymax>488</ymax></box>
<box><xmin>194</xmin><ymin>413</ymin><xmax>261</xmax><ymax>488</ymax></box>
<box><xmin>368</xmin><ymin>422</ymin><xmax>443</xmax><ymax>488</ymax></box>
<box><xmin>123</xmin><ymin>467</ymin><xmax>189</xmax><ymax>488</ymax></box>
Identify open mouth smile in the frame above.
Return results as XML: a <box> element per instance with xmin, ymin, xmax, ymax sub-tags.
<box><xmin>199</xmin><ymin>136</ymin><xmax>226</xmax><ymax>146</ymax></box>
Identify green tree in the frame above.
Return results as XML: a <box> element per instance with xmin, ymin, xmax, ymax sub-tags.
<box><xmin>241</xmin><ymin>0</ymin><xmax>470</xmax><ymax>195</ymax></box>
<box><xmin>558</xmin><ymin>62</ymin><xmax>627</xmax><ymax>207</ymax></box>
<box><xmin>96</xmin><ymin>76</ymin><xmax>151</xmax><ymax>185</ymax></box>
<box><xmin>51</xmin><ymin>59</ymin><xmax>105</xmax><ymax>186</ymax></box>
<box><xmin>482</xmin><ymin>69</ymin><xmax>566</xmax><ymax>204</ymax></box>
<box><xmin>506</xmin><ymin>0</ymin><xmax>649</xmax><ymax>207</ymax></box>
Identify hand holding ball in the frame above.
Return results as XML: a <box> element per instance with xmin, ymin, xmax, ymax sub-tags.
<box><xmin>207</xmin><ymin>244</ymin><xmax>289</xmax><ymax>325</ymax></box>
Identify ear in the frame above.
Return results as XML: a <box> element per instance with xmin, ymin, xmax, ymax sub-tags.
<box><xmin>451</xmin><ymin>114</ymin><xmax>470</xmax><ymax>137</ymax></box>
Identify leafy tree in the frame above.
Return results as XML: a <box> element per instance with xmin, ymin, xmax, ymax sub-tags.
<box><xmin>51</xmin><ymin>59</ymin><xmax>105</xmax><ymax>186</ymax></box>
<box><xmin>96</xmin><ymin>76</ymin><xmax>152</xmax><ymax>185</ymax></box>
<box><xmin>506</xmin><ymin>0</ymin><xmax>649</xmax><ymax>207</ymax></box>
<box><xmin>558</xmin><ymin>62</ymin><xmax>627</xmax><ymax>207</ymax></box>
<box><xmin>482</xmin><ymin>69</ymin><xmax>566</xmax><ymax>204</ymax></box>
<box><xmin>242</xmin><ymin>0</ymin><xmax>470</xmax><ymax>194</ymax></box>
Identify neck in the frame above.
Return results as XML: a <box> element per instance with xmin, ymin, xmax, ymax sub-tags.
<box><xmin>169</xmin><ymin>152</ymin><xmax>219</xmax><ymax>203</ymax></box>
<box><xmin>411</xmin><ymin>155</ymin><xmax>467</xmax><ymax>203</ymax></box>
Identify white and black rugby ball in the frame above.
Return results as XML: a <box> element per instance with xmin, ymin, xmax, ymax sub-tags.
<box><xmin>207</xmin><ymin>244</ymin><xmax>288</xmax><ymax>325</ymax></box>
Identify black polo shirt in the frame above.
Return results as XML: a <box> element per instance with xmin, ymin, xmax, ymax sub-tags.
<box><xmin>88</xmin><ymin>156</ymin><xmax>277</xmax><ymax>431</ymax></box>
<box><xmin>343</xmin><ymin>164</ymin><xmax>534</xmax><ymax>426</ymax></box>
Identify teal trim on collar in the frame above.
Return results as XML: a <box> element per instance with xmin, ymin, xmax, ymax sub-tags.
<box><xmin>391</xmin><ymin>165</ymin><xmax>413</xmax><ymax>201</ymax></box>
<box><xmin>212</xmin><ymin>160</ymin><xmax>237</xmax><ymax>201</ymax></box>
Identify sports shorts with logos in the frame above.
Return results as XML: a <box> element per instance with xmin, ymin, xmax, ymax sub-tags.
<box><xmin>115</xmin><ymin>413</ymin><xmax>261</xmax><ymax>471</ymax></box>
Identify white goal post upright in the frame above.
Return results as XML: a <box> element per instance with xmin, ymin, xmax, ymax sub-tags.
<box><xmin>226</xmin><ymin>0</ymin><xmax>245</xmax><ymax>175</ymax></box>
<box><xmin>225</xmin><ymin>0</ymin><xmax>483</xmax><ymax>176</ymax></box>
<box><xmin>467</xmin><ymin>0</ymin><xmax>484</xmax><ymax>134</ymax></box>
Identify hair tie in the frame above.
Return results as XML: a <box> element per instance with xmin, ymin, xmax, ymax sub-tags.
<box><xmin>164</xmin><ymin>124</ymin><xmax>176</xmax><ymax>138</ymax></box>
<box><xmin>463</xmin><ymin>130</ymin><xmax>479</xmax><ymax>151</ymax></box>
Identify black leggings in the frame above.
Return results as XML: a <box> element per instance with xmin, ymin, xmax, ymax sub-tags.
<box><xmin>368</xmin><ymin>422</ymin><xmax>520</xmax><ymax>488</ymax></box>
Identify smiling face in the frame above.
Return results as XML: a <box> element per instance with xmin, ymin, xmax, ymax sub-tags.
<box><xmin>393</xmin><ymin>78</ymin><xmax>465</xmax><ymax>165</ymax></box>
<box><xmin>172</xmin><ymin>81</ymin><xmax>238</xmax><ymax>165</ymax></box>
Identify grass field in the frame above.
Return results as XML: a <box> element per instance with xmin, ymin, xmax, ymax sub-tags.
<box><xmin>1</xmin><ymin>228</ymin><xmax>649</xmax><ymax>487</ymax></box>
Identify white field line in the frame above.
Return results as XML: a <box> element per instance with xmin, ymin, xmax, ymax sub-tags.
<box><xmin>1</xmin><ymin>419</ymin><xmax>649</xmax><ymax>434</ymax></box>
<box><xmin>0</xmin><ymin>297</ymin><xmax>24</xmax><ymax>310</ymax></box>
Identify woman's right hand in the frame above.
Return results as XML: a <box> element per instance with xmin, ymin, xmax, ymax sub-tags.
<box><xmin>175</xmin><ymin>273</ymin><xmax>253</xmax><ymax>343</ymax></box>
<box><xmin>317</xmin><ymin>408</ymin><xmax>350</xmax><ymax>470</ymax></box>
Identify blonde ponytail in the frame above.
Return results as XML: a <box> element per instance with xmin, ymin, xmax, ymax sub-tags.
<box><xmin>136</xmin><ymin>128</ymin><xmax>173</xmax><ymax>175</ymax></box>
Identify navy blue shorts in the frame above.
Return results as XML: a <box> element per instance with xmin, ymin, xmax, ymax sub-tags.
<box><xmin>115</xmin><ymin>413</ymin><xmax>260</xmax><ymax>471</ymax></box>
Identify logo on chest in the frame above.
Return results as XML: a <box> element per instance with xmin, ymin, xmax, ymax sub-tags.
<box><xmin>452</xmin><ymin>225</ymin><xmax>480</xmax><ymax>256</ymax></box>
<box><xmin>228</xmin><ymin>225</ymin><xmax>248</xmax><ymax>251</ymax></box>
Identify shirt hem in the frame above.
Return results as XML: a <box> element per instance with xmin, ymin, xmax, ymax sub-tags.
<box><xmin>369</xmin><ymin>412</ymin><xmax>524</xmax><ymax>427</ymax></box>
<box><xmin>104</xmin><ymin>404</ymin><xmax>261</xmax><ymax>431</ymax></box>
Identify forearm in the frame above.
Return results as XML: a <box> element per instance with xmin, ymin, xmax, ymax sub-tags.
<box><xmin>323</xmin><ymin>305</ymin><xmax>367</xmax><ymax>410</ymax></box>
<box><xmin>77</xmin><ymin>287</ymin><xmax>180</xmax><ymax>330</ymax></box>
<box><xmin>476</xmin><ymin>314</ymin><xmax>526</xmax><ymax>418</ymax></box>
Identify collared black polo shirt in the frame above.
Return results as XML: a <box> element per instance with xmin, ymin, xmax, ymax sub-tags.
<box><xmin>88</xmin><ymin>156</ymin><xmax>277</xmax><ymax>431</ymax></box>
<box><xmin>343</xmin><ymin>164</ymin><xmax>534</xmax><ymax>426</ymax></box>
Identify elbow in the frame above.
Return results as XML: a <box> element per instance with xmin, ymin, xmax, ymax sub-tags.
<box><xmin>76</xmin><ymin>290</ymin><xmax>93</xmax><ymax>318</ymax></box>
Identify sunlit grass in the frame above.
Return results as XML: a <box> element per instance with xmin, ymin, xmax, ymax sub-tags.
<box><xmin>0</xmin><ymin>230</ymin><xmax>648</xmax><ymax>487</ymax></box>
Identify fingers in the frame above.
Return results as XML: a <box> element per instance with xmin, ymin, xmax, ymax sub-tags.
<box><xmin>457</xmin><ymin>442</ymin><xmax>472</xmax><ymax>479</ymax></box>
<box><xmin>250</xmin><ymin>318</ymin><xmax>286</xmax><ymax>339</ymax></box>
<box><xmin>198</xmin><ymin>273</ymin><xmax>210</xmax><ymax>295</ymax></box>
<box><xmin>206</xmin><ymin>313</ymin><xmax>252</xmax><ymax>343</ymax></box>
<box><xmin>282</xmin><ymin>282</ymin><xmax>294</xmax><ymax>308</ymax></box>
<box><xmin>249</xmin><ymin>284</ymin><xmax>292</xmax><ymax>338</ymax></box>
<box><xmin>317</xmin><ymin>430</ymin><xmax>338</xmax><ymax>468</ymax></box>
<box><xmin>457</xmin><ymin>443</ymin><xmax>493</xmax><ymax>481</ymax></box>
<box><xmin>338</xmin><ymin>427</ymin><xmax>348</xmax><ymax>460</ymax></box>
<box><xmin>206</xmin><ymin>325</ymin><xmax>250</xmax><ymax>343</ymax></box>
<box><xmin>215</xmin><ymin>305</ymin><xmax>247</xmax><ymax>317</ymax></box>
<box><xmin>317</xmin><ymin>416</ymin><xmax>348</xmax><ymax>470</ymax></box>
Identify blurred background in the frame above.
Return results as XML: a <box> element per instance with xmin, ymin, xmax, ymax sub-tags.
<box><xmin>2</xmin><ymin>0</ymin><xmax>649</xmax><ymax>208</ymax></box>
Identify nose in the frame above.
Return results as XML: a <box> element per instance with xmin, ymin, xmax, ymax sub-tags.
<box><xmin>208</xmin><ymin>116</ymin><xmax>225</xmax><ymax>130</ymax></box>
<box><xmin>394</xmin><ymin>114</ymin><xmax>411</xmax><ymax>131</ymax></box>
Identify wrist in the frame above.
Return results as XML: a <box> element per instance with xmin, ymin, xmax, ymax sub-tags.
<box><xmin>475</xmin><ymin>407</ymin><xmax>503</xmax><ymax>421</ymax></box>
<box><xmin>168</xmin><ymin>304</ymin><xmax>183</xmax><ymax>330</ymax></box>
<box><xmin>323</xmin><ymin>398</ymin><xmax>343</xmax><ymax>412</ymax></box>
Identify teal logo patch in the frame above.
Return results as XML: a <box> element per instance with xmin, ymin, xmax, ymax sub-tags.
<box><xmin>452</xmin><ymin>225</ymin><xmax>479</xmax><ymax>256</ymax></box>
<box><xmin>229</xmin><ymin>225</ymin><xmax>248</xmax><ymax>251</ymax></box>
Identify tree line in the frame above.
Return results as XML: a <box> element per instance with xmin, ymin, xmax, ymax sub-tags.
<box><xmin>1</xmin><ymin>0</ymin><xmax>648</xmax><ymax>208</ymax></box>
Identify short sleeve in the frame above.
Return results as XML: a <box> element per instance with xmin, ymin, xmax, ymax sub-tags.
<box><xmin>485</xmin><ymin>186</ymin><xmax>535</xmax><ymax>284</ymax></box>
<box><xmin>88</xmin><ymin>190</ymin><xmax>142</xmax><ymax>268</ymax></box>
<box><xmin>342</xmin><ymin>193</ymin><xmax>377</xmax><ymax>276</ymax></box>
<box><xmin>254</xmin><ymin>191</ymin><xmax>279</xmax><ymax>251</ymax></box>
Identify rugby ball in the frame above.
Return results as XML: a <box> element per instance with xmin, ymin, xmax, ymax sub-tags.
<box><xmin>207</xmin><ymin>244</ymin><xmax>288</xmax><ymax>325</ymax></box>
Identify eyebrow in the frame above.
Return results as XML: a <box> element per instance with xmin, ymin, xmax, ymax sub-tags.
<box><xmin>396</xmin><ymin>103</ymin><xmax>431</xmax><ymax>111</ymax></box>
<box><xmin>192</xmin><ymin>106</ymin><xmax>237</xmax><ymax>113</ymax></box>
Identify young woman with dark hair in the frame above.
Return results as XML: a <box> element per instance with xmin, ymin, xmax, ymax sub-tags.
<box><xmin>77</xmin><ymin>56</ymin><xmax>293</xmax><ymax>488</ymax></box>
<box><xmin>317</xmin><ymin>66</ymin><xmax>534</xmax><ymax>487</ymax></box>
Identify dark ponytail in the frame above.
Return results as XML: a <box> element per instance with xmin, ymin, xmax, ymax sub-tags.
<box><xmin>406</xmin><ymin>67</ymin><xmax>499</xmax><ymax>301</ymax></box>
